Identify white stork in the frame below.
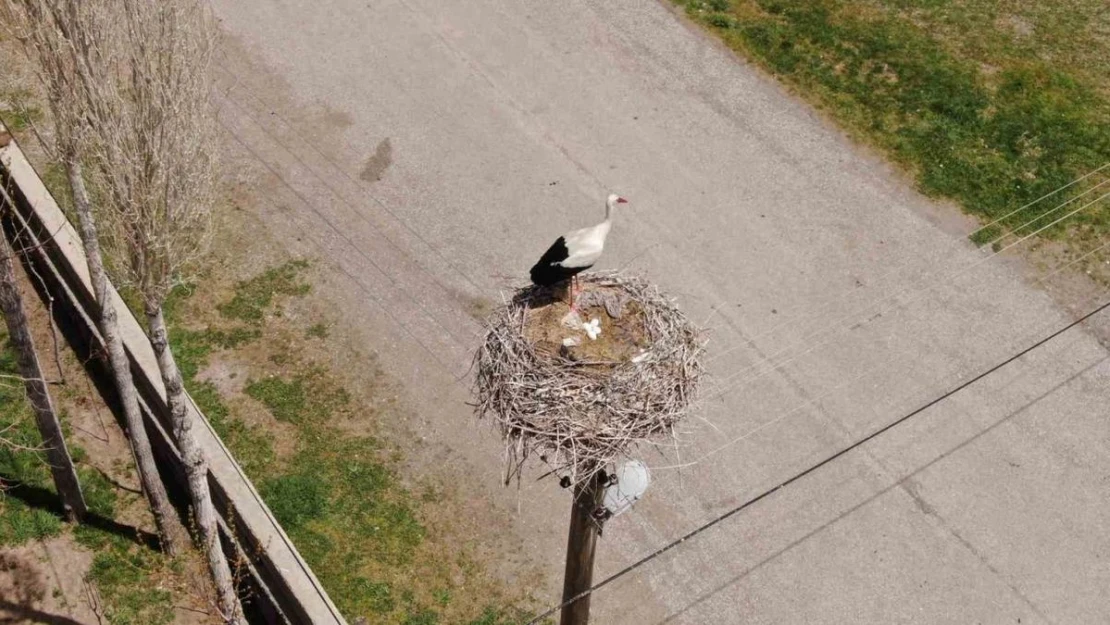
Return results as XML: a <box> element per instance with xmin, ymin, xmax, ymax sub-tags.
<box><xmin>530</xmin><ymin>193</ymin><xmax>628</xmax><ymax>310</ymax></box>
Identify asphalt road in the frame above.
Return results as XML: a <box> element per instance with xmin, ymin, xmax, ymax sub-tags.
<box><xmin>210</xmin><ymin>1</ymin><xmax>1110</xmax><ymax>623</ymax></box>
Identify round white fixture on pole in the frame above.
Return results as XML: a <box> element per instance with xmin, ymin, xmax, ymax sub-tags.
<box><xmin>602</xmin><ymin>460</ymin><xmax>650</xmax><ymax>518</ymax></box>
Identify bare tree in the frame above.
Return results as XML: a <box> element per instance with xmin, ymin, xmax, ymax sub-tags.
<box><xmin>1</xmin><ymin>0</ymin><xmax>184</xmax><ymax>553</ymax></box>
<box><xmin>0</xmin><ymin>205</ymin><xmax>87</xmax><ymax>521</ymax></box>
<box><xmin>76</xmin><ymin>2</ymin><xmax>243</xmax><ymax>622</ymax></box>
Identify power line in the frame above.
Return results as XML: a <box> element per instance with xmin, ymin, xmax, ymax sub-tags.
<box><xmin>526</xmin><ymin>297</ymin><xmax>1110</xmax><ymax>625</ymax></box>
<box><xmin>652</xmin><ymin>238</ymin><xmax>1110</xmax><ymax>473</ymax></box>
<box><xmin>709</xmin><ymin>186</ymin><xmax>1110</xmax><ymax>388</ymax></box>
<box><xmin>705</xmin><ymin>173</ymin><xmax>1110</xmax><ymax>368</ymax></box>
<box><xmin>707</xmin><ymin>189</ymin><xmax>1110</xmax><ymax>398</ymax></box>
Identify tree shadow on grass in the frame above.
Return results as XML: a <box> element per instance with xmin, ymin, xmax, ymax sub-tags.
<box><xmin>0</xmin><ymin>474</ymin><xmax>161</xmax><ymax>551</ymax></box>
<box><xmin>0</xmin><ymin>599</ymin><xmax>86</xmax><ymax>625</ymax></box>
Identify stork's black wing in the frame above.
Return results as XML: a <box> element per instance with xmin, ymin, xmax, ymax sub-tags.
<box><xmin>530</xmin><ymin>237</ymin><xmax>573</xmax><ymax>286</ymax></box>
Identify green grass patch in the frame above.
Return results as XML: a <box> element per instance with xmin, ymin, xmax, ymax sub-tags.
<box><xmin>403</xmin><ymin>609</ymin><xmax>440</xmax><ymax>625</ymax></box>
<box><xmin>0</xmin><ymin>88</ymin><xmax>43</xmax><ymax>132</ymax></box>
<box><xmin>69</xmin><ymin>465</ymin><xmax>121</xmax><ymax>550</ymax></box>
<box><xmin>218</xmin><ymin>259</ymin><xmax>312</xmax><ymax>324</ymax></box>
<box><xmin>353</xmin><ymin>577</ymin><xmax>397</xmax><ymax>613</ymax></box>
<box><xmin>254</xmin><ymin>426</ymin><xmax>427</xmax><ymax>619</ymax></box>
<box><xmin>1</xmin><ymin>328</ymin><xmax>182</xmax><ymax>623</ymax></box>
<box><xmin>259</xmin><ymin>472</ymin><xmax>330</xmax><ymax>531</ymax></box>
<box><xmin>463</xmin><ymin>607</ymin><xmax>545</xmax><ymax>625</ymax></box>
<box><xmin>676</xmin><ymin>0</ymin><xmax>1110</xmax><ymax>244</ymax></box>
<box><xmin>245</xmin><ymin>376</ymin><xmax>309</xmax><ymax>424</ymax></box>
<box><xmin>86</xmin><ymin>532</ymin><xmax>175</xmax><ymax>625</ymax></box>
<box><xmin>160</xmin><ymin>283</ymin><xmax>278</xmax><ymax>475</ymax></box>
<box><xmin>196</xmin><ymin>380</ymin><xmax>276</xmax><ymax>476</ymax></box>
<box><xmin>0</xmin><ymin>502</ymin><xmax>63</xmax><ymax>545</ymax></box>
<box><xmin>297</xmin><ymin>434</ymin><xmax>423</xmax><ymax>567</ymax></box>
<box><xmin>0</xmin><ymin>336</ymin><xmax>64</xmax><ymax>546</ymax></box>
<box><xmin>169</xmin><ymin>326</ymin><xmax>260</xmax><ymax>381</ymax></box>
<box><xmin>77</xmin><ymin>465</ymin><xmax>118</xmax><ymax>519</ymax></box>
<box><xmin>245</xmin><ymin>367</ymin><xmax>350</xmax><ymax>426</ymax></box>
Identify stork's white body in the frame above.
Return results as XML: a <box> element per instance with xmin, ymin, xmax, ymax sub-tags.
<box><xmin>559</xmin><ymin>220</ymin><xmax>612</xmax><ymax>269</ymax></box>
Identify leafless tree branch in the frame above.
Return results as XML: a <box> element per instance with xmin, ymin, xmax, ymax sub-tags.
<box><xmin>2</xmin><ymin>0</ymin><xmax>184</xmax><ymax>547</ymax></box>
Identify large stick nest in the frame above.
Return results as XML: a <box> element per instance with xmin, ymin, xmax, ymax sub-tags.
<box><xmin>473</xmin><ymin>271</ymin><xmax>704</xmax><ymax>485</ymax></box>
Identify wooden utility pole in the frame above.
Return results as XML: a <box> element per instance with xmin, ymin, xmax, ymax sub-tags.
<box><xmin>0</xmin><ymin>215</ymin><xmax>87</xmax><ymax>521</ymax></box>
<box><xmin>560</xmin><ymin>469</ymin><xmax>607</xmax><ymax>625</ymax></box>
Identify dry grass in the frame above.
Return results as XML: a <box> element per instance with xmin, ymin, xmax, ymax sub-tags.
<box><xmin>160</xmin><ymin>240</ymin><xmax>538</xmax><ymax>624</ymax></box>
<box><xmin>474</xmin><ymin>272</ymin><xmax>705</xmax><ymax>485</ymax></box>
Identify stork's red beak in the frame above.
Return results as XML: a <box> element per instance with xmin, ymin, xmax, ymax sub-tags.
<box><xmin>617</xmin><ymin>197</ymin><xmax>628</xmax><ymax>204</ymax></box>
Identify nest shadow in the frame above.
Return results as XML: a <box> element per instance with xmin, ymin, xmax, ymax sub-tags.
<box><xmin>474</xmin><ymin>271</ymin><xmax>705</xmax><ymax>485</ymax></box>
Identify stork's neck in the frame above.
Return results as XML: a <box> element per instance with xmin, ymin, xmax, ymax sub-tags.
<box><xmin>592</xmin><ymin>219</ymin><xmax>612</xmax><ymax>244</ymax></box>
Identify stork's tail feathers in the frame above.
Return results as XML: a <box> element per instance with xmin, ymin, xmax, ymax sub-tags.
<box><xmin>530</xmin><ymin>262</ymin><xmax>563</xmax><ymax>286</ymax></box>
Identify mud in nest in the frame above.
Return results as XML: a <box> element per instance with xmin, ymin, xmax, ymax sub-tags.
<box><xmin>522</xmin><ymin>284</ymin><xmax>650</xmax><ymax>365</ymax></box>
<box><xmin>473</xmin><ymin>272</ymin><xmax>705</xmax><ymax>485</ymax></box>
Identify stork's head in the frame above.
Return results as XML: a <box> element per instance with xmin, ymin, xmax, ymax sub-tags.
<box><xmin>606</xmin><ymin>193</ymin><xmax>629</xmax><ymax>211</ymax></box>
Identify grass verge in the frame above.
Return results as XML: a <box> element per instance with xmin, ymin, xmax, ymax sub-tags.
<box><xmin>166</xmin><ymin>261</ymin><xmax>536</xmax><ymax>625</ymax></box>
<box><xmin>675</xmin><ymin>0</ymin><xmax>1110</xmax><ymax>248</ymax></box>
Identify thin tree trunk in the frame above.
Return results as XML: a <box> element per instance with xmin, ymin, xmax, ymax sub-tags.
<box><xmin>65</xmin><ymin>160</ymin><xmax>183</xmax><ymax>555</ymax></box>
<box><xmin>0</xmin><ymin>227</ymin><xmax>87</xmax><ymax>522</ymax></box>
<box><xmin>147</xmin><ymin>305</ymin><xmax>243</xmax><ymax>624</ymax></box>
